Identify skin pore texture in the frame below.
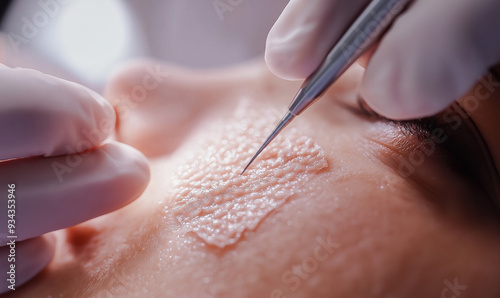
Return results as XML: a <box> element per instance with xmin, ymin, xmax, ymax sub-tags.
<box><xmin>169</xmin><ymin>107</ymin><xmax>328</xmax><ymax>248</ymax></box>
<box><xmin>7</xmin><ymin>61</ymin><xmax>500</xmax><ymax>297</ymax></box>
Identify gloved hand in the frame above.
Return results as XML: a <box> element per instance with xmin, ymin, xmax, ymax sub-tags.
<box><xmin>0</xmin><ymin>65</ymin><xmax>150</xmax><ymax>292</ymax></box>
<box><xmin>265</xmin><ymin>0</ymin><xmax>500</xmax><ymax>119</ymax></box>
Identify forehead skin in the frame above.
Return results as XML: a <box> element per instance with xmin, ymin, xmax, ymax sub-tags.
<box><xmin>9</xmin><ymin>62</ymin><xmax>500</xmax><ymax>298</ymax></box>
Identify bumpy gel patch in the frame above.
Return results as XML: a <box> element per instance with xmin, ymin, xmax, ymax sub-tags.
<box><xmin>168</xmin><ymin>107</ymin><xmax>328</xmax><ymax>248</ymax></box>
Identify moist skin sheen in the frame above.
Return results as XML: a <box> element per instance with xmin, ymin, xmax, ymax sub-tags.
<box><xmin>168</xmin><ymin>105</ymin><xmax>328</xmax><ymax>248</ymax></box>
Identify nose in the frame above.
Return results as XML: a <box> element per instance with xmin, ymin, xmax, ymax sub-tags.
<box><xmin>105</xmin><ymin>60</ymin><xmax>222</xmax><ymax>156</ymax></box>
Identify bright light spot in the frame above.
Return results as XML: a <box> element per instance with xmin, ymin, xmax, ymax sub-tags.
<box><xmin>55</xmin><ymin>0</ymin><xmax>134</xmax><ymax>86</ymax></box>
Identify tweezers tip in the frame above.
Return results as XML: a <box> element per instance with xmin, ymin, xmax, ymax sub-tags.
<box><xmin>240</xmin><ymin>166</ymin><xmax>249</xmax><ymax>175</ymax></box>
<box><xmin>240</xmin><ymin>152</ymin><xmax>258</xmax><ymax>175</ymax></box>
<box><xmin>239</xmin><ymin>111</ymin><xmax>295</xmax><ymax>176</ymax></box>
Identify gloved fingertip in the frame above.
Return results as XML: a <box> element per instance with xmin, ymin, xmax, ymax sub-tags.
<box><xmin>87</xmin><ymin>87</ymin><xmax>117</xmax><ymax>127</ymax></box>
<box><xmin>264</xmin><ymin>43</ymin><xmax>315</xmax><ymax>81</ymax></box>
<box><xmin>128</xmin><ymin>144</ymin><xmax>151</xmax><ymax>186</ymax></box>
<box><xmin>0</xmin><ymin>235</ymin><xmax>56</xmax><ymax>293</ymax></box>
<box><xmin>102</xmin><ymin>142</ymin><xmax>151</xmax><ymax>206</ymax></box>
<box><xmin>359</xmin><ymin>60</ymin><xmax>400</xmax><ymax>118</ymax></box>
<box><xmin>11</xmin><ymin>142</ymin><xmax>150</xmax><ymax>241</ymax></box>
<box><xmin>360</xmin><ymin>56</ymin><xmax>454</xmax><ymax>120</ymax></box>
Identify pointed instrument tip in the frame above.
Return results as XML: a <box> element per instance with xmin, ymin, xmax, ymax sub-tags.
<box><xmin>240</xmin><ymin>161</ymin><xmax>252</xmax><ymax>175</ymax></box>
<box><xmin>239</xmin><ymin>111</ymin><xmax>296</xmax><ymax>175</ymax></box>
<box><xmin>240</xmin><ymin>146</ymin><xmax>264</xmax><ymax>175</ymax></box>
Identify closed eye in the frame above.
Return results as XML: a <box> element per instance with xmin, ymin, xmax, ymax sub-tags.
<box><xmin>351</xmin><ymin>97</ymin><xmax>441</xmax><ymax>140</ymax></box>
<box><xmin>348</xmin><ymin>97</ymin><xmax>499</xmax><ymax>209</ymax></box>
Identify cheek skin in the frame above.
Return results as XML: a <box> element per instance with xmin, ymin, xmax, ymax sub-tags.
<box><xmin>165</xmin><ymin>103</ymin><xmax>328</xmax><ymax>248</ymax></box>
<box><xmin>10</xmin><ymin>62</ymin><xmax>500</xmax><ymax>298</ymax></box>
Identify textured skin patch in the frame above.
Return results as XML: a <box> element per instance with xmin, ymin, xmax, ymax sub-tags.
<box><xmin>167</xmin><ymin>105</ymin><xmax>328</xmax><ymax>248</ymax></box>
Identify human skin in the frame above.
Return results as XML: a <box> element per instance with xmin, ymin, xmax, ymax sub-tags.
<box><xmin>6</xmin><ymin>60</ymin><xmax>500</xmax><ymax>297</ymax></box>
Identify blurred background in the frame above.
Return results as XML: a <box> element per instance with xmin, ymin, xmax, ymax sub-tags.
<box><xmin>0</xmin><ymin>0</ymin><xmax>288</xmax><ymax>91</ymax></box>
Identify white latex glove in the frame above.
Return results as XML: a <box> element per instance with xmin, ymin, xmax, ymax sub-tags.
<box><xmin>0</xmin><ymin>65</ymin><xmax>150</xmax><ymax>292</ymax></box>
<box><xmin>265</xmin><ymin>0</ymin><xmax>500</xmax><ymax>119</ymax></box>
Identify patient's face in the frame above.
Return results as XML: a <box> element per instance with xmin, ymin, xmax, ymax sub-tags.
<box><xmin>9</xmin><ymin>61</ymin><xmax>500</xmax><ymax>297</ymax></box>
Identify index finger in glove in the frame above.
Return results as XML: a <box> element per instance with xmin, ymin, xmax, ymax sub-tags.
<box><xmin>0</xmin><ymin>66</ymin><xmax>116</xmax><ymax>160</ymax></box>
<box><xmin>265</xmin><ymin>0</ymin><xmax>370</xmax><ymax>80</ymax></box>
<box><xmin>360</xmin><ymin>0</ymin><xmax>500</xmax><ymax>119</ymax></box>
<box><xmin>0</xmin><ymin>141</ymin><xmax>150</xmax><ymax>242</ymax></box>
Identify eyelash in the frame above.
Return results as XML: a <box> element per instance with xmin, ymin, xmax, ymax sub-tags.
<box><xmin>356</xmin><ymin>98</ymin><xmax>383</xmax><ymax>118</ymax></box>
<box><xmin>355</xmin><ymin>98</ymin><xmax>440</xmax><ymax>140</ymax></box>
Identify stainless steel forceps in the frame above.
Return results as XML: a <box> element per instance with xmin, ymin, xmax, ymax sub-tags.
<box><xmin>242</xmin><ymin>0</ymin><xmax>413</xmax><ymax>174</ymax></box>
